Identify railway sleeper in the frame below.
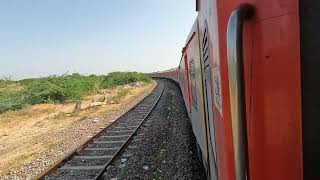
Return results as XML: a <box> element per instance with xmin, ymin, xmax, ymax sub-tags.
<box><xmin>64</xmin><ymin>158</ymin><xmax>109</xmax><ymax>167</ymax></box>
<box><xmin>47</xmin><ymin>169</ymin><xmax>100</xmax><ymax>180</ymax></box>
<box><xmin>79</xmin><ymin>150</ymin><xmax>117</xmax><ymax>156</ymax></box>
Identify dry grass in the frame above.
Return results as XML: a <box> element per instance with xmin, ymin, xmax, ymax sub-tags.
<box><xmin>0</xmin><ymin>83</ymin><xmax>23</xmax><ymax>92</ymax></box>
<box><xmin>0</xmin><ymin>81</ymin><xmax>155</xmax><ymax>178</ymax></box>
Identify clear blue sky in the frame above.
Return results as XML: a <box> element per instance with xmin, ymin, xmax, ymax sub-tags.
<box><xmin>0</xmin><ymin>0</ymin><xmax>197</xmax><ymax>80</ymax></box>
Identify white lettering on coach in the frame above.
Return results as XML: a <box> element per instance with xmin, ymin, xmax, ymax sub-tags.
<box><xmin>212</xmin><ymin>67</ymin><xmax>223</xmax><ymax>116</ymax></box>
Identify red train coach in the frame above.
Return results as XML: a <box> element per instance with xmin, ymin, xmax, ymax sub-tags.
<box><xmin>151</xmin><ymin>0</ymin><xmax>320</xmax><ymax>180</ymax></box>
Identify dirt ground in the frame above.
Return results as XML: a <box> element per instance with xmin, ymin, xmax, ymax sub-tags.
<box><xmin>0</xmin><ymin>80</ymin><xmax>156</xmax><ymax>180</ymax></box>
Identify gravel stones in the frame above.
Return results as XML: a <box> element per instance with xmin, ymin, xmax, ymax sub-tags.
<box><xmin>103</xmin><ymin>79</ymin><xmax>206</xmax><ymax>180</ymax></box>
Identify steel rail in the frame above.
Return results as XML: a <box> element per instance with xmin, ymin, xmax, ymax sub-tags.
<box><xmin>93</xmin><ymin>83</ymin><xmax>164</xmax><ymax>179</ymax></box>
<box><xmin>35</xmin><ymin>81</ymin><xmax>161</xmax><ymax>180</ymax></box>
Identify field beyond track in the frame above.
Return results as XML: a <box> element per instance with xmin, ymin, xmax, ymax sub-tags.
<box><xmin>0</xmin><ymin>72</ymin><xmax>155</xmax><ymax>179</ymax></box>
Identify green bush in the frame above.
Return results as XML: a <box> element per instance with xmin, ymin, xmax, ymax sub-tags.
<box><xmin>101</xmin><ymin>72</ymin><xmax>151</xmax><ymax>88</ymax></box>
<box><xmin>0</xmin><ymin>72</ymin><xmax>151</xmax><ymax>112</ymax></box>
<box><xmin>18</xmin><ymin>78</ymin><xmax>40</xmax><ymax>86</ymax></box>
<box><xmin>23</xmin><ymin>74</ymin><xmax>102</xmax><ymax>104</ymax></box>
<box><xmin>0</xmin><ymin>91</ymin><xmax>26</xmax><ymax>113</ymax></box>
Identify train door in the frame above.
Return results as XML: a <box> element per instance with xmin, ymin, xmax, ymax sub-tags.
<box><xmin>201</xmin><ymin>23</ymin><xmax>218</xmax><ymax>180</ymax></box>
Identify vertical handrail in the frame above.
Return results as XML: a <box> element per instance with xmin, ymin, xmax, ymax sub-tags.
<box><xmin>227</xmin><ymin>4</ymin><xmax>254</xmax><ymax>180</ymax></box>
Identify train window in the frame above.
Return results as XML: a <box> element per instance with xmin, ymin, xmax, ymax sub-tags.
<box><xmin>189</xmin><ymin>59</ymin><xmax>197</xmax><ymax>106</ymax></box>
<box><xmin>202</xmin><ymin>25</ymin><xmax>209</xmax><ymax>68</ymax></box>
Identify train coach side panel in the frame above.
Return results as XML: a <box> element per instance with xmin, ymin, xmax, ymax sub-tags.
<box><xmin>185</xmin><ymin>26</ymin><xmax>210</xmax><ymax>166</ymax></box>
<box><xmin>215</xmin><ymin>0</ymin><xmax>303</xmax><ymax>179</ymax></box>
<box><xmin>178</xmin><ymin>55</ymin><xmax>191</xmax><ymax>114</ymax></box>
<box><xmin>149</xmin><ymin>69</ymin><xmax>191</xmax><ymax>112</ymax></box>
<box><xmin>197</xmin><ymin>0</ymin><xmax>236</xmax><ymax>179</ymax></box>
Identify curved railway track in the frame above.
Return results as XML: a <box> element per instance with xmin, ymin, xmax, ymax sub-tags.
<box><xmin>37</xmin><ymin>80</ymin><xmax>164</xmax><ymax>180</ymax></box>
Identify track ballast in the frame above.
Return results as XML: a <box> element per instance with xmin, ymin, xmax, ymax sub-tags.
<box><xmin>39</xmin><ymin>80</ymin><xmax>164</xmax><ymax>180</ymax></box>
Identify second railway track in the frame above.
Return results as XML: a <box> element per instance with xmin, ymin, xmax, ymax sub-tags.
<box><xmin>38</xmin><ymin>80</ymin><xmax>164</xmax><ymax>180</ymax></box>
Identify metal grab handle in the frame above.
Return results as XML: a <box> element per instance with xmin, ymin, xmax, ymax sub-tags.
<box><xmin>226</xmin><ymin>4</ymin><xmax>254</xmax><ymax>180</ymax></box>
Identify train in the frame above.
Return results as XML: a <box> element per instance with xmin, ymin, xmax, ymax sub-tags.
<box><xmin>150</xmin><ymin>0</ymin><xmax>320</xmax><ymax>180</ymax></box>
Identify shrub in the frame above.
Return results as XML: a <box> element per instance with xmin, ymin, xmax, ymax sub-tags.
<box><xmin>0</xmin><ymin>71</ymin><xmax>151</xmax><ymax>112</ymax></box>
<box><xmin>18</xmin><ymin>78</ymin><xmax>40</xmax><ymax>86</ymax></box>
<box><xmin>101</xmin><ymin>72</ymin><xmax>151</xmax><ymax>88</ymax></box>
<box><xmin>0</xmin><ymin>91</ymin><xmax>25</xmax><ymax>113</ymax></box>
<box><xmin>72</xmin><ymin>74</ymin><xmax>103</xmax><ymax>92</ymax></box>
<box><xmin>24</xmin><ymin>75</ymin><xmax>81</xmax><ymax>104</ymax></box>
<box><xmin>23</xmin><ymin>73</ymin><xmax>106</xmax><ymax>104</ymax></box>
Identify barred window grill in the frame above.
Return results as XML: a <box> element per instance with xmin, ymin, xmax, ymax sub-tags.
<box><xmin>202</xmin><ymin>22</ymin><xmax>219</xmax><ymax>174</ymax></box>
<box><xmin>189</xmin><ymin>59</ymin><xmax>197</xmax><ymax>106</ymax></box>
<box><xmin>202</xmin><ymin>25</ymin><xmax>210</xmax><ymax>67</ymax></box>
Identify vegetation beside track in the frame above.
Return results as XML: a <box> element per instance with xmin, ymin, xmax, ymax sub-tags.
<box><xmin>0</xmin><ymin>72</ymin><xmax>151</xmax><ymax>113</ymax></box>
<box><xmin>0</xmin><ymin>80</ymin><xmax>156</xmax><ymax>179</ymax></box>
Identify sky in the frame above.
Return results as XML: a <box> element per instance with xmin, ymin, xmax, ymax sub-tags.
<box><xmin>0</xmin><ymin>0</ymin><xmax>197</xmax><ymax>80</ymax></box>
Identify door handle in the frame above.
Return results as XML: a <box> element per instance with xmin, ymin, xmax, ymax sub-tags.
<box><xmin>226</xmin><ymin>4</ymin><xmax>254</xmax><ymax>180</ymax></box>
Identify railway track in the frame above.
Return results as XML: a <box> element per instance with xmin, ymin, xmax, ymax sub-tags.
<box><xmin>101</xmin><ymin>79</ymin><xmax>206</xmax><ymax>179</ymax></box>
<box><xmin>38</xmin><ymin>80</ymin><xmax>164</xmax><ymax>180</ymax></box>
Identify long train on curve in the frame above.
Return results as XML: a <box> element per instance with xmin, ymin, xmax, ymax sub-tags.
<box><xmin>150</xmin><ymin>0</ymin><xmax>320</xmax><ymax>180</ymax></box>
